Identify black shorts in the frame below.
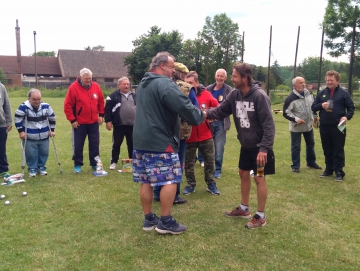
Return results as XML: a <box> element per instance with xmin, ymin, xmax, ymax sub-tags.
<box><xmin>238</xmin><ymin>148</ymin><xmax>275</xmax><ymax>175</ymax></box>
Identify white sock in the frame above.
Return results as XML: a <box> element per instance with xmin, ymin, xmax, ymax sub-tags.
<box><xmin>240</xmin><ymin>204</ymin><xmax>249</xmax><ymax>211</ymax></box>
<box><xmin>256</xmin><ymin>211</ymin><xmax>265</xmax><ymax>219</ymax></box>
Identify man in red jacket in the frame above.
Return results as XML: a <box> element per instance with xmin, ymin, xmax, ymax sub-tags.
<box><xmin>182</xmin><ymin>73</ymin><xmax>220</xmax><ymax>195</ymax></box>
<box><xmin>64</xmin><ymin>68</ymin><xmax>105</xmax><ymax>173</ymax></box>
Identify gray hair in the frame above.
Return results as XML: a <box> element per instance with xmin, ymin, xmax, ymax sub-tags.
<box><xmin>292</xmin><ymin>77</ymin><xmax>303</xmax><ymax>85</ymax></box>
<box><xmin>118</xmin><ymin>76</ymin><xmax>130</xmax><ymax>84</ymax></box>
<box><xmin>149</xmin><ymin>51</ymin><xmax>175</xmax><ymax>71</ymax></box>
<box><xmin>80</xmin><ymin>68</ymin><xmax>92</xmax><ymax>76</ymax></box>
<box><xmin>216</xmin><ymin>69</ymin><xmax>227</xmax><ymax>77</ymax></box>
<box><xmin>173</xmin><ymin>70</ymin><xmax>186</xmax><ymax>81</ymax></box>
<box><xmin>27</xmin><ymin>88</ymin><xmax>41</xmax><ymax>98</ymax></box>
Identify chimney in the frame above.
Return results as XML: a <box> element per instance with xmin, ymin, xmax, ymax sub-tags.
<box><xmin>15</xmin><ymin>19</ymin><xmax>22</xmax><ymax>74</ymax></box>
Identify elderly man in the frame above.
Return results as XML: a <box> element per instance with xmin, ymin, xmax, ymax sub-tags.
<box><xmin>205</xmin><ymin>69</ymin><xmax>233</xmax><ymax>178</ymax></box>
<box><xmin>105</xmin><ymin>76</ymin><xmax>136</xmax><ymax>170</ymax></box>
<box><xmin>205</xmin><ymin>63</ymin><xmax>275</xmax><ymax>229</ymax></box>
<box><xmin>312</xmin><ymin>70</ymin><xmax>355</xmax><ymax>181</ymax></box>
<box><xmin>14</xmin><ymin>89</ymin><xmax>56</xmax><ymax>177</ymax></box>
<box><xmin>153</xmin><ymin>62</ymin><xmax>198</xmax><ymax>205</ymax></box>
<box><xmin>133</xmin><ymin>52</ymin><xmax>204</xmax><ymax>235</ymax></box>
<box><xmin>0</xmin><ymin>83</ymin><xmax>12</xmax><ymax>178</ymax></box>
<box><xmin>283</xmin><ymin>77</ymin><xmax>322</xmax><ymax>173</ymax></box>
<box><xmin>64</xmin><ymin>68</ymin><xmax>105</xmax><ymax>173</ymax></box>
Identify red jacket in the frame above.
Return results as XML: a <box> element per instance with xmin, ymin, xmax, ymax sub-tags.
<box><xmin>64</xmin><ymin>78</ymin><xmax>105</xmax><ymax>124</ymax></box>
<box><xmin>187</xmin><ymin>87</ymin><xmax>219</xmax><ymax>143</ymax></box>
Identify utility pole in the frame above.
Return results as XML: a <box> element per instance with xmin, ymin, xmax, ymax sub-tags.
<box><xmin>33</xmin><ymin>31</ymin><xmax>37</xmax><ymax>88</ymax></box>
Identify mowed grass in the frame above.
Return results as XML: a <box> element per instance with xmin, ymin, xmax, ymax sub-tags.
<box><xmin>1</xmin><ymin>95</ymin><xmax>360</xmax><ymax>270</ymax></box>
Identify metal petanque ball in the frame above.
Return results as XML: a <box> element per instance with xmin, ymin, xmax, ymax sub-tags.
<box><xmin>22</xmin><ymin>191</ymin><xmax>28</xmax><ymax>197</ymax></box>
<box><xmin>0</xmin><ymin>194</ymin><xmax>5</xmax><ymax>200</ymax></box>
<box><xmin>4</xmin><ymin>200</ymin><xmax>10</xmax><ymax>205</ymax></box>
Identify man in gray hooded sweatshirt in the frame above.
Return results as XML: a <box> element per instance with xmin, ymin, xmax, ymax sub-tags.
<box><xmin>204</xmin><ymin>62</ymin><xmax>275</xmax><ymax>229</ymax></box>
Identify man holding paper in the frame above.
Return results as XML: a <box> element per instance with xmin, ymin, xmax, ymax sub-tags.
<box><xmin>311</xmin><ymin>70</ymin><xmax>355</xmax><ymax>181</ymax></box>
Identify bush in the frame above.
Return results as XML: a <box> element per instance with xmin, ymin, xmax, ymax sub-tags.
<box><xmin>275</xmin><ymin>84</ymin><xmax>290</xmax><ymax>91</ymax></box>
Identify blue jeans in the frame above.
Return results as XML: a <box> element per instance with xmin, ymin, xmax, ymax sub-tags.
<box><xmin>290</xmin><ymin>130</ymin><xmax>316</xmax><ymax>169</ymax></box>
<box><xmin>210</xmin><ymin>120</ymin><xmax>226</xmax><ymax>174</ymax></box>
<box><xmin>153</xmin><ymin>139</ymin><xmax>186</xmax><ymax>200</ymax></box>
<box><xmin>24</xmin><ymin>139</ymin><xmax>49</xmax><ymax>170</ymax></box>
<box><xmin>0</xmin><ymin>127</ymin><xmax>9</xmax><ymax>173</ymax></box>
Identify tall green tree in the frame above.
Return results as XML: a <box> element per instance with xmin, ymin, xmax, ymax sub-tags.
<box><xmin>84</xmin><ymin>45</ymin><xmax>105</xmax><ymax>51</ymax></box>
<box><xmin>0</xmin><ymin>68</ymin><xmax>6</xmax><ymax>84</ymax></box>
<box><xmin>125</xmin><ymin>26</ymin><xmax>183</xmax><ymax>83</ymax></box>
<box><xmin>197</xmin><ymin>13</ymin><xmax>242</xmax><ymax>85</ymax></box>
<box><xmin>30</xmin><ymin>51</ymin><xmax>56</xmax><ymax>57</ymax></box>
<box><xmin>300</xmin><ymin>57</ymin><xmax>333</xmax><ymax>82</ymax></box>
<box><xmin>323</xmin><ymin>0</ymin><xmax>360</xmax><ymax>95</ymax></box>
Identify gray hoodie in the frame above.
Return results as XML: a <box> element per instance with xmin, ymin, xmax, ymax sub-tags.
<box><xmin>133</xmin><ymin>72</ymin><xmax>204</xmax><ymax>153</ymax></box>
<box><xmin>0</xmin><ymin>83</ymin><xmax>12</xmax><ymax>128</ymax></box>
<box><xmin>206</xmin><ymin>83</ymin><xmax>275</xmax><ymax>152</ymax></box>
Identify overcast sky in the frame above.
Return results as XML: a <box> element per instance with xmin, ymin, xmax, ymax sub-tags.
<box><xmin>1</xmin><ymin>0</ymin><xmax>349</xmax><ymax>67</ymax></box>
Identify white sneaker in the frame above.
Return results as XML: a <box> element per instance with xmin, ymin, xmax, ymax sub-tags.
<box><xmin>109</xmin><ymin>163</ymin><xmax>117</xmax><ymax>170</ymax></box>
<box><xmin>200</xmin><ymin>162</ymin><xmax>204</xmax><ymax>167</ymax></box>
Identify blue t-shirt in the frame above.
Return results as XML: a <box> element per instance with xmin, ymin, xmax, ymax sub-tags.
<box><xmin>211</xmin><ymin>87</ymin><xmax>224</xmax><ymax>103</ymax></box>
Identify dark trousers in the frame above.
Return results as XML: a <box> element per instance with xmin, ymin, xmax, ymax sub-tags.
<box><xmin>0</xmin><ymin>127</ymin><xmax>9</xmax><ymax>173</ymax></box>
<box><xmin>319</xmin><ymin>124</ymin><xmax>346</xmax><ymax>174</ymax></box>
<box><xmin>111</xmin><ymin>125</ymin><xmax>133</xmax><ymax>163</ymax></box>
<box><xmin>290</xmin><ymin>130</ymin><xmax>316</xmax><ymax>169</ymax></box>
<box><xmin>185</xmin><ymin>138</ymin><xmax>215</xmax><ymax>186</ymax></box>
<box><xmin>72</xmin><ymin>122</ymin><xmax>99</xmax><ymax>166</ymax></box>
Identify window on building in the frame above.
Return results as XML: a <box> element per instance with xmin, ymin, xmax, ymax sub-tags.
<box><xmin>6</xmin><ymin>79</ymin><xmax>12</xmax><ymax>85</ymax></box>
<box><xmin>104</xmin><ymin>78</ymin><xmax>114</xmax><ymax>83</ymax></box>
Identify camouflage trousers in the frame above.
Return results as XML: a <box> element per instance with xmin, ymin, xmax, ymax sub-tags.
<box><xmin>185</xmin><ymin>138</ymin><xmax>215</xmax><ymax>186</ymax></box>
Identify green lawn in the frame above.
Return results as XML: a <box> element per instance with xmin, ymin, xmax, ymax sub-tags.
<box><xmin>1</xmin><ymin>95</ymin><xmax>359</xmax><ymax>270</ymax></box>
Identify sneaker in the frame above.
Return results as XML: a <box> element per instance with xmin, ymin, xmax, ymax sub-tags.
<box><xmin>155</xmin><ymin>218</ymin><xmax>186</xmax><ymax>235</ymax></box>
<box><xmin>29</xmin><ymin>169</ymin><xmax>37</xmax><ymax>177</ymax></box>
<box><xmin>37</xmin><ymin>167</ymin><xmax>48</xmax><ymax>176</ymax></box>
<box><xmin>319</xmin><ymin>170</ymin><xmax>333</xmax><ymax>178</ymax></box>
<box><xmin>143</xmin><ymin>214</ymin><xmax>159</xmax><ymax>231</ymax></box>
<box><xmin>0</xmin><ymin>172</ymin><xmax>11</xmax><ymax>178</ymax></box>
<box><xmin>182</xmin><ymin>185</ymin><xmax>195</xmax><ymax>195</ymax></box>
<box><xmin>334</xmin><ymin>172</ymin><xmax>344</xmax><ymax>182</ymax></box>
<box><xmin>74</xmin><ymin>165</ymin><xmax>82</xmax><ymax>173</ymax></box>
<box><xmin>200</xmin><ymin>162</ymin><xmax>204</xmax><ymax>167</ymax></box>
<box><xmin>92</xmin><ymin>165</ymin><xmax>97</xmax><ymax>171</ymax></box>
<box><xmin>206</xmin><ymin>183</ymin><xmax>220</xmax><ymax>195</ymax></box>
<box><xmin>173</xmin><ymin>197</ymin><xmax>187</xmax><ymax>204</ymax></box>
<box><xmin>225</xmin><ymin>206</ymin><xmax>251</xmax><ymax>218</ymax></box>
<box><xmin>245</xmin><ymin>214</ymin><xmax>267</xmax><ymax>229</ymax></box>
<box><xmin>292</xmin><ymin>168</ymin><xmax>300</xmax><ymax>173</ymax></box>
<box><xmin>307</xmin><ymin>163</ymin><xmax>322</xmax><ymax>170</ymax></box>
<box><xmin>214</xmin><ymin>172</ymin><xmax>221</xmax><ymax>178</ymax></box>
<box><xmin>109</xmin><ymin>163</ymin><xmax>117</xmax><ymax>170</ymax></box>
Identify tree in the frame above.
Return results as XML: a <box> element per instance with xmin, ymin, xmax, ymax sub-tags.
<box><xmin>84</xmin><ymin>45</ymin><xmax>105</xmax><ymax>51</ymax></box>
<box><xmin>271</xmin><ymin>60</ymin><xmax>284</xmax><ymax>86</ymax></box>
<box><xmin>323</xmin><ymin>0</ymin><xmax>360</xmax><ymax>95</ymax></box>
<box><xmin>30</xmin><ymin>51</ymin><xmax>56</xmax><ymax>57</ymax></box>
<box><xmin>197</xmin><ymin>13</ymin><xmax>242</xmax><ymax>85</ymax></box>
<box><xmin>300</xmin><ymin>57</ymin><xmax>333</xmax><ymax>82</ymax></box>
<box><xmin>125</xmin><ymin>26</ymin><xmax>183</xmax><ymax>83</ymax></box>
<box><xmin>0</xmin><ymin>68</ymin><xmax>6</xmax><ymax>84</ymax></box>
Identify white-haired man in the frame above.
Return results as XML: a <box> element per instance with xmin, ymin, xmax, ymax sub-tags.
<box><xmin>105</xmin><ymin>76</ymin><xmax>136</xmax><ymax>170</ymax></box>
<box><xmin>205</xmin><ymin>69</ymin><xmax>233</xmax><ymax>178</ymax></box>
<box><xmin>283</xmin><ymin>77</ymin><xmax>322</xmax><ymax>173</ymax></box>
<box><xmin>64</xmin><ymin>68</ymin><xmax>105</xmax><ymax>173</ymax></box>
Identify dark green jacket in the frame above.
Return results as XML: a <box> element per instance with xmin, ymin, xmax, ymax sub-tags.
<box><xmin>133</xmin><ymin>72</ymin><xmax>204</xmax><ymax>153</ymax></box>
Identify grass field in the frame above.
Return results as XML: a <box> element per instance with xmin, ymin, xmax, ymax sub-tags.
<box><xmin>1</xmin><ymin>94</ymin><xmax>359</xmax><ymax>270</ymax></box>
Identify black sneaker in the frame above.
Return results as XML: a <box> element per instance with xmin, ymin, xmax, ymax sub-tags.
<box><xmin>155</xmin><ymin>218</ymin><xmax>186</xmax><ymax>235</ymax></box>
<box><xmin>142</xmin><ymin>214</ymin><xmax>159</xmax><ymax>231</ymax></box>
<box><xmin>173</xmin><ymin>197</ymin><xmax>187</xmax><ymax>204</ymax></box>
<box><xmin>292</xmin><ymin>168</ymin><xmax>300</xmax><ymax>173</ymax></box>
<box><xmin>334</xmin><ymin>172</ymin><xmax>344</xmax><ymax>182</ymax></box>
<box><xmin>307</xmin><ymin>163</ymin><xmax>322</xmax><ymax>170</ymax></box>
<box><xmin>319</xmin><ymin>170</ymin><xmax>333</xmax><ymax>178</ymax></box>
